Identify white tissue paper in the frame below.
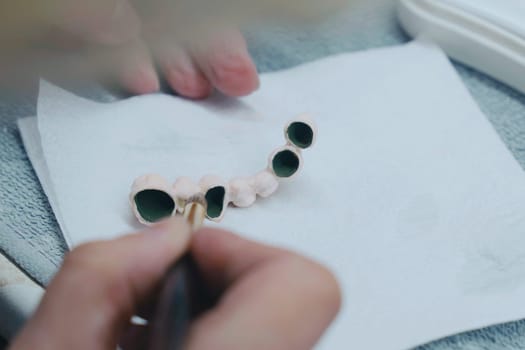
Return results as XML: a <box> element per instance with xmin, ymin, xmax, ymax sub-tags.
<box><xmin>19</xmin><ymin>41</ymin><xmax>525</xmax><ymax>350</ymax></box>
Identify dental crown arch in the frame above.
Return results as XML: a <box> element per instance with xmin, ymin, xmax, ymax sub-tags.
<box><xmin>130</xmin><ymin>114</ymin><xmax>317</xmax><ymax>225</ymax></box>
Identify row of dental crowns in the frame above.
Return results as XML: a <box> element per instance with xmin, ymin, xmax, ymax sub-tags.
<box><xmin>130</xmin><ymin>114</ymin><xmax>317</xmax><ymax>225</ymax></box>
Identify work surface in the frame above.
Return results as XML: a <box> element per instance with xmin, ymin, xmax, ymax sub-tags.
<box><xmin>2</xmin><ymin>1</ymin><xmax>525</xmax><ymax>349</ymax></box>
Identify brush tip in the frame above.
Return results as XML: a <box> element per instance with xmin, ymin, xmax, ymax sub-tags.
<box><xmin>184</xmin><ymin>194</ymin><xmax>208</xmax><ymax>230</ymax></box>
<box><xmin>186</xmin><ymin>194</ymin><xmax>208</xmax><ymax>209</ymax></box>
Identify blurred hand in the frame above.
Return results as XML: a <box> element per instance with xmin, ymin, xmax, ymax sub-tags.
<box><xmin>0</xmin><ymin>0</ymin><xmax>260</xmax><ymax>98</ymax></box>
<box><xmin>10</xmin><ymin>218</ymin><xmax>341</xmax><ymax>350</ymax></box>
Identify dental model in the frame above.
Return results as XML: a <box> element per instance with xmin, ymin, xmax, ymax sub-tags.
<box><xmin>284</xmin><ymin>114</ymin><xmax>317</xmax><ymax>149</ymax></box>
<box><xmin>130</xmin><ymin>174</ymin><xmax>177</xmax><ymax>226</ymax></box>
<box><xmin>199</xmin><ymin>175</ymin><xmax>229</xmax><ymax>222</ymax></box>
<box><xmin>130</xmin><ymin>114</ymin><xmax>317</xmax><ymax>225</ymax></box>
<box><xmin>229</xmin><ymin>177</ymin><xmax>257</xmax><ymax>208</ymax></box>
<box><xmin>268</xmin><ymin>145</ymin><xmax>303</xmax><ymax>180</ymax></box>
<box><xmin>172</xmin><ymin>177</ymin><xmax>201</xmax><ymax>213</ymax></box>
<box><xmin>252</xmin><ymin>170</ymin><xmax>279</xmax><ymax>198</ymax></box>
<box><xmin>229</xmin><ymin>170</ymin><xmax>279</xmax><ymax>208</ymax></box>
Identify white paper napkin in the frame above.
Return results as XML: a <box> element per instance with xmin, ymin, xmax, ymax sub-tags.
<box><xmin>19</xmin><ymin>41</ymin><xmax>525</xmax><ymax>350</ymax></box>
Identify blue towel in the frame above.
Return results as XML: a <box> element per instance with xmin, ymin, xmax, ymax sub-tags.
<box><xmin>1</xmin><ymin>0</ymin><xmax>525</xmax><ymax>348</ymax></box>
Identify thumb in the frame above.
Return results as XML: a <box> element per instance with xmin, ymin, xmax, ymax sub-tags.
<box><xmin>10</xmin><ymin>217</ymin><xmax>190</xmax><ymax>350</ymax></box>
<box><xmin>51</xmin><ymin>0</ymin><xmax>141</xmax><ymax>45</ymax></box>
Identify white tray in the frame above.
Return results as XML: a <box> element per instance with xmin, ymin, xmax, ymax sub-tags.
<box><xmin>398</xmin><ymin>0</ymin><xmax>525</xmax><ymax>94</ymax></box>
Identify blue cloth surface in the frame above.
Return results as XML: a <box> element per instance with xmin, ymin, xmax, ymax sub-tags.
<box><xmin>1</xmin><ymin>0</ymin><xmax>525</xmax><ymax>348</ymax></box>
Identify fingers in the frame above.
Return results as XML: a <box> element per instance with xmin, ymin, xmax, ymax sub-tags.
<box><xmin>116</xmin><ymin>39</ymin><xmax>160</xmax><ymax>95</ymax></box>
<box><xmin>11</xmin><ymin>225</ymin><xmax>340</xmax><ymax>350</ymax></box>
<box><xmin>57</xmin><ymin>2</ymin><xmax>260</xmax><ymax>98</ymax></box>
<box><xmin>10</xmin><ymin>217</ymin><xmax>190</xmax><ymax>350</ymax></box>
<box><xmin>190</xmin><ymin>30</ymin><xmax>260</xmax><ymax>97</ymax></box>
<box><xmin>186</xmin><ymin>228</ymin><xmax>342</xmax><ymax>350</ymax></box>
<box><xmin>156</xmin><ymin>45</ymin><xmax>214</xmax><ymax>99</ymax></box>
<box><xmin>1</xmin><ymin>1</ymin><xmax>261</xmax><ymax>99</ymax></box>
<box><xmin>153</xmin><ymin>29</ymin><xmax>258</xmax><ymax>99</ymax></box>
<box><xmin>30</xmin><ymin>0</ymin><xmax>260</xmax><ymax>99</ymax></box>
<box><xmin>50</xmin><ymin>0</ymin><xmax>141</xmax><ymax>46</ymax></box>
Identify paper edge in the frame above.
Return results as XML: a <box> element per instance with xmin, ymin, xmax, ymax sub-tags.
<box><xmin>18</xmin><ymin>117</ymin><xmax>72</xmax><ymax>247</ymax></box>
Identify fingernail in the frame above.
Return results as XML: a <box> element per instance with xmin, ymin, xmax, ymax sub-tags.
<box><xmin>122</xmin><ymin>66</ymin><xmax>160</xmax><ymax>95</ymax></box>
<box><xmin>138</xmin><ymin>67</ymin><xmax>161</xmax><ymax>93</ymax></box>
<box><xmin>166</xmin><ymin>66</ymin><xmax>212</xmax><ymax>99</ymax></box>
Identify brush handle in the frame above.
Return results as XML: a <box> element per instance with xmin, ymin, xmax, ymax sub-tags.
<box><xmin>149</xmin><ymin>254</ymin><xmax>213</xmax><ymax>350</ymax></box>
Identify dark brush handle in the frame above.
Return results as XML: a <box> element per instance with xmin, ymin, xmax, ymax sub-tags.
<box><xmin>149</xmin><ymin>254</ymin><xmax>214</xmax><ymax>350</ymax></box>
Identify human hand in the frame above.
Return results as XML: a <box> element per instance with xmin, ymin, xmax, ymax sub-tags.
<box><xmin>10</xmin><ymin>218</ymin><xmax>341</xmax><ymax>349</ymax></box>
<box><xmin>0</xmin><ymin>0</ymin><xmax>260</xmax><ymax>98</ymax></box>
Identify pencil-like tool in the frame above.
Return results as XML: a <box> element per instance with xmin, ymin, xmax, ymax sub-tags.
<box><xmin>149</xmin><ymin>194</ymin><xmax>214</xmax><ymax>350</ymax></box>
